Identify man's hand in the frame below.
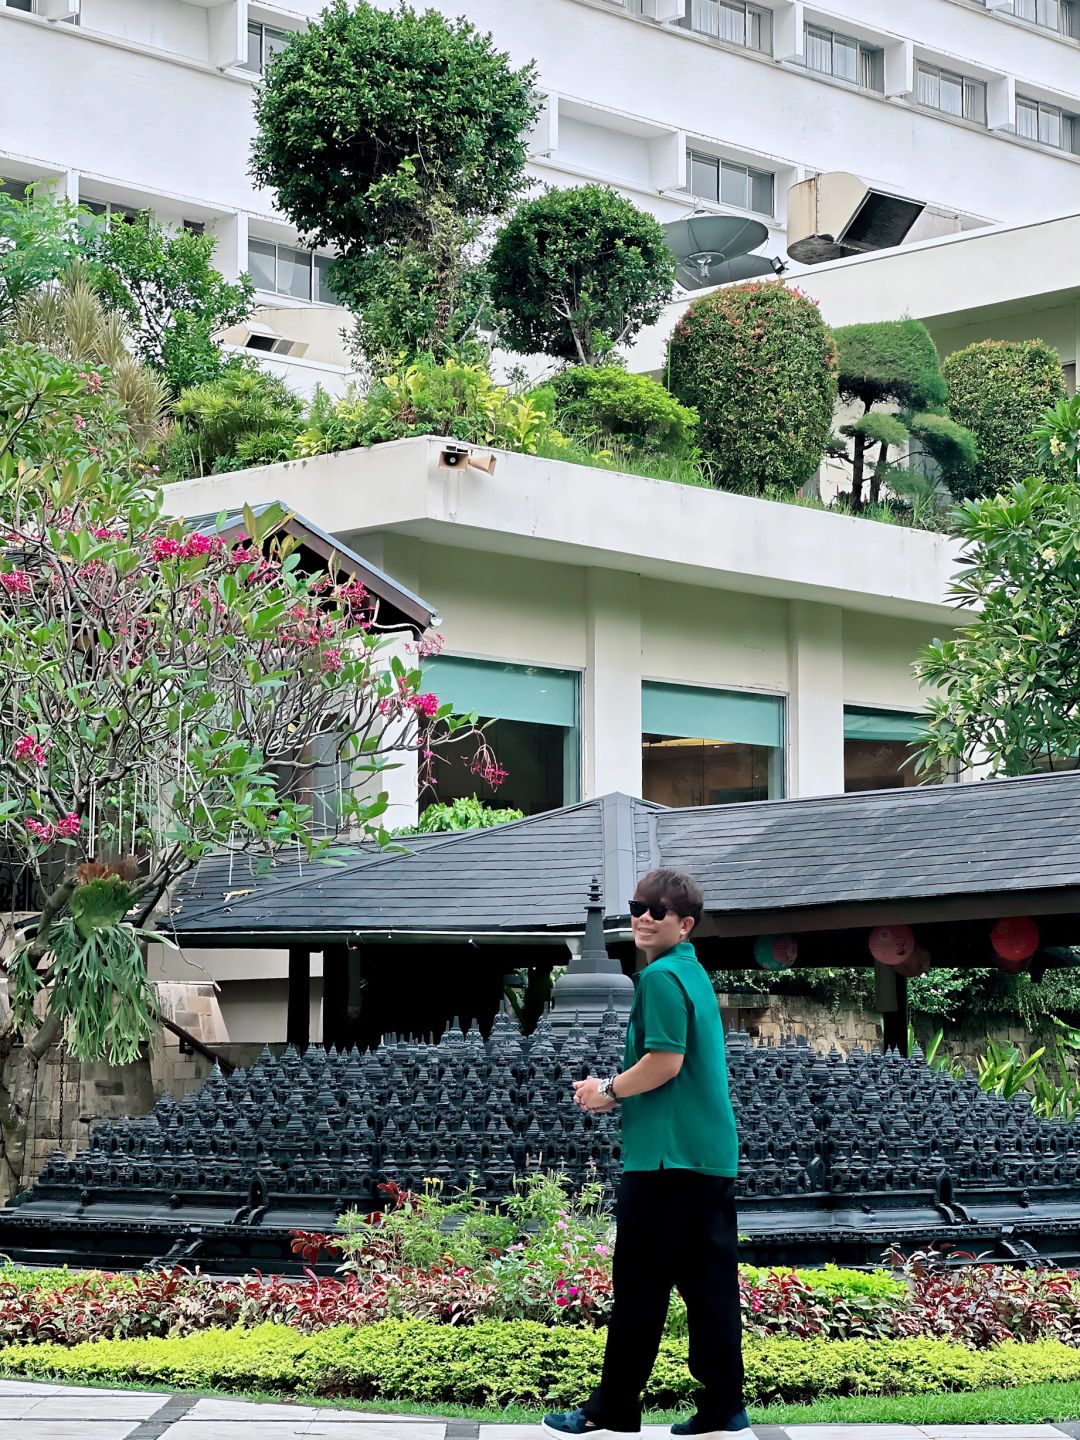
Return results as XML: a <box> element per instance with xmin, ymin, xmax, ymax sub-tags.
<box><xmin>574</xmin><ymin>1076</ymin><xmax>616</xmax><ymax>1113</ymax></box>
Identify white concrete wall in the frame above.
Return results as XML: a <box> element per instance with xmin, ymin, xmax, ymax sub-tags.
<box><xmin>163</xmin><ymin>440</ymin><xmax>960</xmax><ymax>809</ymax></box>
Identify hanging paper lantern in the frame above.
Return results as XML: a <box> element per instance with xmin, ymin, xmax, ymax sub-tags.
<box><xmin>754</xmin><ymin>933</ymin><xmax>798</xmax><ymax>972</ymax></box>
<box><xmin>895</xmin><ymin>944</ymin><xmax>930</xmax><ymax>980</ymax></box>
<box><xmin>991</xmin><ymin>917</ymin><xmax>1039</xmax><ymax>970</ymax></box>
<box><xmin>869</xmin><ymin>924</ymin><xmax>915</xmax><ymax>966</ymax></box>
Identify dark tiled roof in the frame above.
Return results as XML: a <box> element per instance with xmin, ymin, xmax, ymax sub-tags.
<box><xmin>164</xmin><ymin>772</ymin><xmax>1080</xmax><ymax>943</ymax></box>
<box><xmin>166</xmin><ymin>800</ymin><xmax>631</xmax><ymax>941</ymax></box>
<box><xmin>660</xmin><ymin>770</ymin><xmax>1080</xmax><ymax>914</ymax></box>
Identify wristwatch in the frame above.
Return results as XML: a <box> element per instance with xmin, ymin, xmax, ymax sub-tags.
<box><xmin>597</xmin><ymin>1075</ymin><xmax>620</xmax><ymax>1103</ymax></box>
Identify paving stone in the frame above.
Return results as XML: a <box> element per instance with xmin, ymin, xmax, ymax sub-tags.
<box><xmin>21</xmin><ymin>1393</ymin><xmax>171</xmax><ymax>1420</ymax></box>
<box><xmin>920</xmin><ymin>1430</ymin><xmax>1072</xmax><ymax>1439</ymax></box>
<box><xmin>787</xmin><ymin>1429</ymin><xmax>925</xmax><ymax>1440</ymax></box>
<box><xmin>6</xmin><ymin>1424</ymin><xmax>140</xmax><ymax>1440</ymax></box>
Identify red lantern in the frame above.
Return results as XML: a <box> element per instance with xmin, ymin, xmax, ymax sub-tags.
<box><xmin>895</xmin><ymin>944</ymin><xmax>931</xmax><ymax>980</ymax></box>
<box><xmin>991</xmin><ymin>917</ymin><xmax>1039</xmax><ymax>971</ymax></box>
<box><xmin>869</xmin><ymin>924</ymin><xmax>915</xmax><ymax>966</ymax></box>
<box><xmin>754</xmin><ymin>933</ymin><xmax>798</xmax><ymax>972</ymax></box>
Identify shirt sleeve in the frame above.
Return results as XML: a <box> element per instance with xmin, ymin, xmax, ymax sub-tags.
<box><xmin>639</xmin><ymin>969</ymin><xmax>689</xmax><ymax>1054</ymax></box>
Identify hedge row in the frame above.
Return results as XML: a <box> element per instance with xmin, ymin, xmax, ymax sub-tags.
<box><xmin>5</xmin><ymin>1320</ymin><xmax>1080</xmax><ymax>1408</ymax></box>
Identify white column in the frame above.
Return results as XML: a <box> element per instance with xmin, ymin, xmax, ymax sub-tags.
<box><xmin>773</xmin><ymin>1</ymin><xmax>803</xmax><ymax>64</ymax></box>
<box><xmin>209</xmin><ymin>0</ymin><xmax>247</xmax><ymax>71</ymax></box>
<box><xmin>787</xmin><ymin>602</ymin><xmax>845</xmax><ymax>797</ymax></box>
<box><xmin>584</xmin><ymin>569</ymin><xmax>642</xmax><ymax>799</ymax></box>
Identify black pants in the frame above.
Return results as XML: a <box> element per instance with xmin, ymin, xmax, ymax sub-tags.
<box><xmin>583</xmin><ymin>1169</ymin><xmax>744</xmax><ymax>1431</ymax></box>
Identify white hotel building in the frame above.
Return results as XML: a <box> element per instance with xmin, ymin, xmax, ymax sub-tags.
<box><xmin>7</xmin><ymin>0</ymin><xmax>1076</xmax><ymax>1037</ymax></box>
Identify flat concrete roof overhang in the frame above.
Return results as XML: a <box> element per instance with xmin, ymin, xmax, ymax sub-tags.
<box><xmin>164</xmin><ymin>439</ymin><xmax>966</xmax><ymax>626</ymax></box>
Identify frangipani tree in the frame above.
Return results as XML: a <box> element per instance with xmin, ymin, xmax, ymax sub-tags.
<box><xmin>0</xmin><ymin>346</ymin><xmax>488</xmax><ymax>1199</ymax></box>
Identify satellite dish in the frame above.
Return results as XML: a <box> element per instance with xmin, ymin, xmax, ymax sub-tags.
<box><xmin>662</xmin><ymin>214</ymin><xmax>772</xmax><ymax>291</ymax></box>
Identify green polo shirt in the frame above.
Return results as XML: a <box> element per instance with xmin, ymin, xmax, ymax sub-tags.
<box><xmin>619</xmin><ymin>941</ymin><xmax>739</xmax><ymax>1177</ymax></box>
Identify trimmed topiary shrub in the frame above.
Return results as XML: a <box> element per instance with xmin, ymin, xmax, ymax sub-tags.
<box><xmin>544</xmin><ymin>367</ymin><xmax>698</xmax><ymax>458</ymax></box>
<box><xmin>489</xmin><ymin>186</ymin><xmax>676</xmax><ymax>365</ymax></box>
<box><xmin>943</xmin><ymin>339</ymin><xmax>1067</xmax><ymax>499</ymax></box>
<box><xmin>666</xmin><ymin>282</ymin><xmax>837</xmax><ymax>493</ymax></box>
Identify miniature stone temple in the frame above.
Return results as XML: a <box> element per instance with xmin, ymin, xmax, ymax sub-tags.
<box><xmin>4</xmin><ymin>1017</ymin><xmax>1080</xmax><ymax>1274</ymax></box>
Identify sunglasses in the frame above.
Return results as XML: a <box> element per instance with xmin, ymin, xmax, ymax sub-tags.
<box><xmin>629</xmin><ymin>899</ymin><xmax>681</xmax><ymax>921</ymax></box>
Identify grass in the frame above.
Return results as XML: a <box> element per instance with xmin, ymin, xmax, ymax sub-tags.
<box><xmin>6</xmin><ymin>1371</ymin><xmax>1080</xmax><ymax>1427</ymax></box>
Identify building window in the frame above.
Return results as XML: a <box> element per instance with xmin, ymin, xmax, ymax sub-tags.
<box><xmin>1017</xmin><ymin>95</ymin><xmax>1080</xmax><ymax>152</ymax></box>
<box><xmin>80</xmin><ymin>198</ymin><xmax>141</xmax><ymax>226</ymax></box>
<box><xmin>843</xmin><ymin>707</ymin><xmax>924</xmax><ymax>792</ymax></box>
<box><xmin>4</xmin><ymin>0</ymin><xmax>79</xmax><ymax>20</ymax></box>
<box><xmin>0</xmin><ymin>177</ymin><xmax>30</xmax><ymax>202</ymax></box>
<box><xmin>687</xmin><ymin>151</ymin><xmax>775</xmax><ymax>216</ymax></box>
<box><xmin>804</xmin><ymin>24</ymin><xmax>885</xmax><ymax>92</ymax></box>
<box><xmin>182</xmin><ymin>219</ymin><xmax>205</xmax><ymax>236</ymax></box>
<box><xmin>641</xmin><ymin>682</ymin><xmax>784</xmax><ymax>808</ymax></box>
<box><xmin>1012</xmin><ymin>0</ymin><xmax>1079</xmax><ymax>31</ymax></box>
<box><xmin>418</xmin><ymin>657</ymin><xmax>580</xmax><ymax>817</ymax></box>
<box><xmin>247</xmin><ymin>239</ymin><xmax>338</xmax><ymax>303</ymax></box>
<box><xmin>681</xmin><ymin>0</ymin><xmax>772</xmax><ymax>54</ymax></box>
<box><xmin>915</xmin><ymin>63</ymin><xmax>987</xmax><ymax>124</ymax></box>
<box><xmin>242</xmin><ymin>21</ymin><xmax>290</xmax><ymax>75</ymax></box>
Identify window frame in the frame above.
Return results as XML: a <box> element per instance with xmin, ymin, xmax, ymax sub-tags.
<box><xmin>681</xmin><ymin>0</ymin><xmax>774</xmax><ymax>56</ymax></box>
<box><xmin>241</xmin><ymin>20</ymin><xmax>292</xmax><ymax>75</ymax></box>
<box><xmin>686</xmin><ymin>149</ymin><xmax>775</xmax><ymax>217</ymax></box>
<box><xmin>247</xmin><ymin>237</ymin><xmax>338</xmax><ymax>304</ymax></box>
<box><xmin>1017</xmin><ymin>93</ymin><xmax>1080</xmax><ymax>152</ymax></box>
<box><xmin>804</xmin><ymin>22</ymin><xmax>885</xmax><ymax>93</ymax></box>
<box><xmin>915</xmin><ymin>61</ymin><xmax>987</xmax><ymax>125</ymax></box>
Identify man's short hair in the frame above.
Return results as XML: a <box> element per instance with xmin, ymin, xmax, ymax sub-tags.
<box><xmin>635</xmin><ymin>868</ymin><xmax>704</xmax><ymax>927</ymax></box>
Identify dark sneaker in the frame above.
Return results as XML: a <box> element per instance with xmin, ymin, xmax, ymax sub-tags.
<box><xmin>671</xmin><ymin>1411</ymin><xmax>752</xmax><ymax>1437</ymax></box>
<box><xmin>542</xmin><ymin>1410</ymin><xmax>642</xmax><ymax>1440</ymax></box>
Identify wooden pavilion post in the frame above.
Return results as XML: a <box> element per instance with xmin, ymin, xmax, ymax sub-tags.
<box><xmin>322</xmin><ymin>944</ymin><xmax>350</xmax><ymax>1051</ymax></box>
<box><xmin>287</xmin><ymin>947</ymin><xmax>311</xmax><ymax>1049</ymax></box>
<box><xmin>874</xmin><ymin>961</ymin><xmax>909</xmax><ymax>1056</ymax></box>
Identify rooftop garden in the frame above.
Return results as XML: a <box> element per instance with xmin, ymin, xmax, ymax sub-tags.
<box><xmin>3</xmin><ymin>1</ymin><xmax>1069</xmax><ymax>534</ymax></box>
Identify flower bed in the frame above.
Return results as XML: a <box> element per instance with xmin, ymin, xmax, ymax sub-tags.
<box><xmin>5</xmin><ymin>1321</ymin><xmax>1080</xmax><ymax>1408</ymax></box>
<box><xmin>2</xmin><ymin>1182</ymin><xmax>1080</xmax><ymax>1352</ymax></box>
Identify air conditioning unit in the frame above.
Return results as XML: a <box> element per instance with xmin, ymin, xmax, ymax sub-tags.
<box><xmin>786</xmin><ymin>172</ymin><xmax>925</xmax><ymax>265</ymax></box>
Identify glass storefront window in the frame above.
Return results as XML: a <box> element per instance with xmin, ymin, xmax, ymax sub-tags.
<box><xmin>418</xmin><ymin>657</ymin><xmax>580</xmax><ymax>817</ymax></box>
<box><xmin>843</xmin><ymin>706</ymin><xmax>922</xmax><ymax>792</ymax></box>
<box><xmin>641</xmin><ymin>682</ymin><xmax>785</xmax><ymax>807</ymax></box>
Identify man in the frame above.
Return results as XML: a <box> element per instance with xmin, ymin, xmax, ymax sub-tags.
<box><xmin>543</xmin><ymin>868</ymin><xmax>746</xmax><ymax>1440</ymax></box>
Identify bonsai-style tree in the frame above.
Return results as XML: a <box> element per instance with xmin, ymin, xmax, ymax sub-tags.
<box><xmin>666</xmin><ymin>282</ymin><xmax>837</xmax><ymax>494</ymax></box>
<box><xmin>0</xmin><ymin>344</ymin><xmax>489</xmax><ymax>1200</ymax></box>
<box><xmin>831</xmin><ymin>319</ymin><xmax>976</xmax><ymax>510</ymax></box>
<box><xmin>943</xmin><ymin>339</ymin><xmax>1067</xmax><ymax>500</ymax></box>
<box><xmin>915</xmin><ymin>466</ymin><xmax>1080</xmax><ymax>778</ymax></box>
<box><xmin>488</xmin><ymin>186</ymin><xmax>676</xmax><ymax>366</ymax></box>
<box><xmin>83</xmin><ymin>212</ymin><xmax>253</xmax><ymax>394</ymax></box>
<box><xmin>250</xmin><ymin>0</ymin><xmax>538</xmax><ymax>363</ymax></box>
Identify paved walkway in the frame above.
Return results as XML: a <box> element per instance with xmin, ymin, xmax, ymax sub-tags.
<box><xmin>3</xmin><ymin>1381</ymin><xmax>1080</xmax><ymax>1440</ymax></box>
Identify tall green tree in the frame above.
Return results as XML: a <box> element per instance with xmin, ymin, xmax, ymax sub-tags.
<box><xmin>666</xmin><ymin>282</ymin><xmax>837</xmax><ymax>494</ymax></box>
<box><xmin>831</xmin><ymin>319</ymin><xmax>976</xmax><ymax>510</ymax></box>
<box><xmin>915</xmin><ymin>474</ymin><xmax>1080</xmax><ymax>778</ymax></box>
<box><xmin>83</xmin><ymin>213</ymin><xmax>253</xmax><ymax>394</ymax></box>
<box><xmin>0</xmin><ymin>345</ymin><xmax>486</xmax><ymax>1200</ymax></box>
<box><xmin>943</xmin><ymin>339</ymin><xmax>1067</xmax><ymax>500</ymax></box>
<box><xmin>0</xmin><ymin>186</ymin><xmax>82</xmax><ymax>323</ymax></box>
<box><xmin>250</xmin><ymin>0</ymin><xmax>538</xmax><ymax>363</ymax></box>
<box><xmin>488</xmin><ymin>186</ymin><xmax>676</xmax><ymax>365</ymax></box>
